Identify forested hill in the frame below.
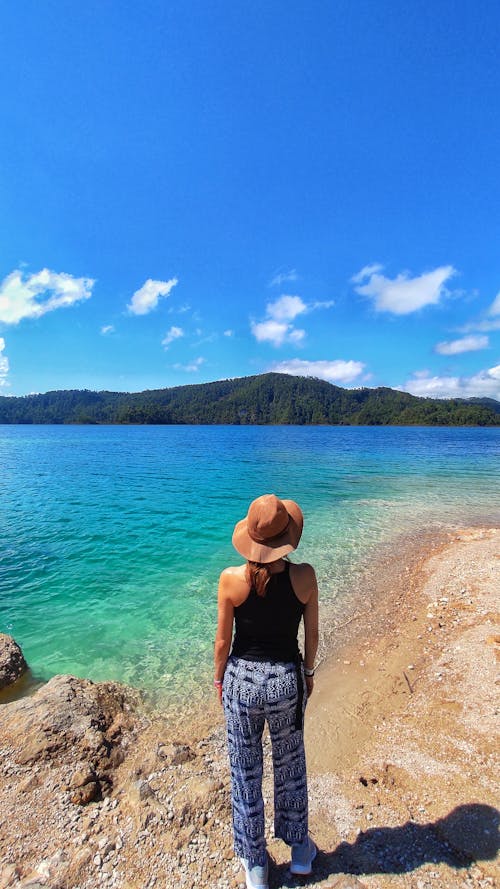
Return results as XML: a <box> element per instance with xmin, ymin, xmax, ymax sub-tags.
<box><xmin>0</xmin><ymin>373</ymin><xmax>499</xmax><ymax>426</ymax></box>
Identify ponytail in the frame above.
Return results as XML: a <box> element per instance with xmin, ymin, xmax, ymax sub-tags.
<box><xmin>246</xmin><ymin>561</ymin><xmax>272</xmax><ymax>597</ymax></box>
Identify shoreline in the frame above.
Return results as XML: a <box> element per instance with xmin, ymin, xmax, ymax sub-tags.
<box><xmin>0</xmin><ymin>522</ymin><xmax>455</xmax><ymax>724</ymax></box>
<box><xmin>138</xmin><ymin>518</ymin><xmax>494</xmax><ymax>732</ymax></box>
<box><xmin>0</xmin><ymin>524</ymin><xmax>498</xmax><ymax>888</ymax></box>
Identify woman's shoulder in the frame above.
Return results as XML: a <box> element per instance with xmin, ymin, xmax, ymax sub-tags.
<box><xmin>289</xmin><ymin>561</ymin><xmax>316</xmax><ymax>578</ymax></box>
<box><xmin>220</xmin><ymin>564</ymin><xmax>248</xmax><ymax>581</ymax></box>
<box><xmin>288</xmin><ymin>561</ymin><xmax>317</xmax><ymax>601</ymax></box>
<box><xmin>218</xmin><ymin>564</ymin><xmax>250</xmax><ymax>604</ymax></box>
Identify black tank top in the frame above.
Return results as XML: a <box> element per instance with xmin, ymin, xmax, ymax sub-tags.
<box><xmin>231</xmin><ymin>561</ymin><xmax>305</xmax><ymax>662</ymax></box>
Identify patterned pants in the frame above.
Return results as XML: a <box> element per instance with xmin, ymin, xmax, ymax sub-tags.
<box><xmin>222</xmin><ymin>656</ymin><xmax>308</xmax><ymax>867</ymax></box>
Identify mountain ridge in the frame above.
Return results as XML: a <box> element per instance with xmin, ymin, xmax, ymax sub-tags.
<box><xmin>0</xmin><ymin>373</ymin><xmax>498</xmax><ymax>426</ymax></box>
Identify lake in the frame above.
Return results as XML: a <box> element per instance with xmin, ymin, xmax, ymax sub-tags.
<box><xmin>1</xmin><ymin>425</ymin><xmax>499</xmax><ymax>706</ymax></box>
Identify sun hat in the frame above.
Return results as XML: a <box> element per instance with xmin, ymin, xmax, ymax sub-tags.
<box><xmin>232</xmin><ymin>494</ymin><xmax>304</xmax><ymax>564</ymax></box>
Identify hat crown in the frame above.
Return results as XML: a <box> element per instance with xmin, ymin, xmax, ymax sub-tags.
<box><xmin>247</xmin><ymin>494</ymin><xmax>289</xmax><ymax>543</ymax></box>
<box><xmin>232</xmin><ymin>493</ymin><xmax>303</xmax><ymax>563</ymax></box>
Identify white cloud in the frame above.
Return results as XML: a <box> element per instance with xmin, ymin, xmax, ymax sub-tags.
<box><xmin>252</xmin><ymin>319</ymin><xmax>290</xmax><ymax>347</ymax></box>
<box><xmin>350</xmin><ymin>263</ymin><xmax>383</xmax><ymax>285</ymax></box>
<box><xmin>457</xmin><ymin>291</ymin><xmax>500</xmax><ymax>333</ymax></box>
<box><xmin>168</xmin><ymin>302</ymin><xmax>191</xmax><ymax>316</ymax></box>
<box><xmin>488</xmin><ymin>291</ymin><xmax>500</xmax><ymax>316</ymax></box>
<box><xmin>353</xmin><ymin>264</ymin><xmax>456</xmax><ymax>314</ymax></box>
<box><xmin>288</xmin><ymin>328</ymin><xmax>306</xmax><ymax>344</ymax></box>
<box><xmin>435</xmin><ymin>334</ymin><xmax>489</xmax><ymax>355</ymax></box>
<box><xmin>458</xmin><ymin>318</ymin><xmax>500</xmax><ymax>334</ymax></box>
<box><xmin>161</xmin><ymin>325</ymin><xmax>184</xmax><ymax>349</ymax></box>
<box><xmin>0</xmin><ymin>337</ymin><xmax>9</xmax><ymax>387</ymax></box>
<box><xmin>100</xmin><ymin>324</ymin><xmax>115</xmax><ymax>335</ymax></box>
<box><xmin>252</xmin><ymin>319</ymin><xmax>307</xmax><ymax>347</ymax></box>
<box><xmin>270</xmin><ymin>269</ymin><xmax>298</xmax><ymax>287</ymax></box>
<box><xmin>267</xmin><ymin>295</ymin><xmax>307</xmax><ymax>322</ymax></box>
<box><xmin>223</xmin><ymin>329</ymin><xmax>234</xmax><ymax>337</ymax></box>
<box><xmin>309</xmin><ymin>299</ymin><xmax>335</xmax><ymax>311</ymax></box>
<box><xmin>457</xmin><ymin>293</ymin><xmax>500</xmax><ymax>333</ymax></box>
<box><xmin>268</xmin><ymin>294</ymin><xmax>334</xmax><ymax>320</ymax></box>
<box><xmin>174</xmin><ymin>356</ymin><xmax>205</xmax><ymax>372</ymax></box>
<box><xmin>271</xmin><ymin>358</ymin><xmax>366</xmax><ymax>384</ymax></box>
<box><xmin>252</xmin><ymin>292</ymin><xmax>334</xmax><ymax>347</ymax></box>
<box><xmin>401</xmin><ymin>365</ymin><xmax>500</xmax><ymax>400</ymax></box>
<box><xmin>0</xmin><ymin>268</ymin><xmax>94</xmax><ymax>325</ymax></box>
<box><xmin>127</xmin><ymin>277</ymin><xmax>178</xmax><ymax>315</ymax></box>
<box><xmin>193</xmin><ymin>332</ymin><xmax>217</xmax><ymax>346</ymax></box>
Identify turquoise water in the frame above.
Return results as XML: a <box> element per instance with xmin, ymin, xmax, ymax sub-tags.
<box><xmin>1</xmin><ymin>425</ymin><xmax>499</xmax><ymax>705</ymax></box>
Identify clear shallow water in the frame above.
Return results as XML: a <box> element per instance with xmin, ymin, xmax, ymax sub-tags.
<box><xmin>1</xmin><ymin>425</ymin><xmax>499</xmax><ymax>706</ymax></box>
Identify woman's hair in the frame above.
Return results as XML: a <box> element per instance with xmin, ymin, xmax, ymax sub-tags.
<box><xmin>246</xmin><ymin>561</ymin><xmax>272</xmax><ymax>597</ymax></box>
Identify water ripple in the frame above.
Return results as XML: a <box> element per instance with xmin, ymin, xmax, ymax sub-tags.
<box><xmin>1</xmin><ymin>424</ymin><xmax>499</xmax><ymax>704</ymax></box>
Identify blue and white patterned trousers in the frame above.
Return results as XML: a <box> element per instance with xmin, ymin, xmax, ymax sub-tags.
<box><xmin>222</xmin><ymin>655</ymin><xmax>308</xmax><ymax>867</ymax></box>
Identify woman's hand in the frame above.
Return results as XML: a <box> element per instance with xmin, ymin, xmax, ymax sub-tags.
<box><xmin>214</xmin><ymin>679</ymin><xmax>223</xmax><ymax>704</ymax></box>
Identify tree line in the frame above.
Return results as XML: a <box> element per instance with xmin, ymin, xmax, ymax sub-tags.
<box><xmin>0</xmin><ymin>373</ymin><xmax>498</xmax><ymax>426</ymax></box>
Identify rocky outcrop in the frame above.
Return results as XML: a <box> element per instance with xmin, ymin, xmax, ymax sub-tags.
<box><xmin>0</xmin><ymin>669</ymin><xmax>233</xmax><ymax>888</ymax></box>
<box><xmin>0</xmin><ymin>634</ymin><xmax>28</xmax><ymax>690</ymax></box>
<box><xmin>0</xmin><ymin>673</ymin><xmax>140</xmax><ymax>803</ymax></box>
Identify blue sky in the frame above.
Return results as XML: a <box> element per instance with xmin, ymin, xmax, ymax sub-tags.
<box><xmin>1</xmin><ymin>0</ymin><xmax>499</xmax><ymax>400</ymax></box>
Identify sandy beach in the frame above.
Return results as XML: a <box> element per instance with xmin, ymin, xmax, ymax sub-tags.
<box><xmin>0</xmin><ymin>526</ymin><xmax>498</xmax><ymax>889</ymax></box>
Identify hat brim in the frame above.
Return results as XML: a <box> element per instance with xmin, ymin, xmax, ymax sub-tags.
<box><xmin>232</xmin><ymin>499</ymin><xmax>303</xmax><ymax>564</ymax></box>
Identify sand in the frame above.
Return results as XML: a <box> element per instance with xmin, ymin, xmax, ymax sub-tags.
<box><xmin>290</xmin><ymin>526</ymin><xmax>499</xmax><ymax>889</ymax></box>
<box><xmin>0</xmin><ymin>526</ymin><xmax>498</xmax><ymax>889</ymax></box>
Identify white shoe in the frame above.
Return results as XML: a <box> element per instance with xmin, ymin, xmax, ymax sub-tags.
<box><xmin>240</xmin><ymin>857</ymin><xmax>269</xmax><ymax>889</ymax></box>
<box><xmin>290</xmin><ymin>836</ymin><xmax>317</xmax><ymax>875</ymax></box>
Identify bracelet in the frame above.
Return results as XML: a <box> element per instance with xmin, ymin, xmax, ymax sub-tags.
<box><xmin>213</xmin><ymin>679</ymin><xmax>223</xmax><ymax>687</ymax></box>
<box><xmin>304</xmin><ymin>667</ymin><xmax>315</xmax><ymax>677</ymax></box>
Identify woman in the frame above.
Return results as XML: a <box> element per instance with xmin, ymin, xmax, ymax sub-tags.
<box><xmin>214</xmin><ymin>494</ymin><xmax>319</xmax><ymax>889</ymax></box>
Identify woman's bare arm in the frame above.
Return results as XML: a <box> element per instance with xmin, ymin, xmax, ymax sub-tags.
<box><xmin>296</xmin><ymin>564</ymin><xmax>319</xmax><ymax>698</ymax></box>
<box><xmin>214</xmin><ymin>570</ymin><xmax>236</xmax><ymax>687</ymax></box>
<box><xmin>303</xmin><ymin>568</ymin><xmax>319</xmax><ymax>672</ymax></box>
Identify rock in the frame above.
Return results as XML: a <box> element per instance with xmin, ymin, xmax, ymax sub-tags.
<box><xmin>69</xmin><ymin>765</ymin><xmax>103</xmax><ymax>804</ymax></box>
<box><xmin>0</xmin><ymin>864</ymin><xmax>21</xmax><ymax>889</ymax></box>
<box><xmin>139</xmin><ymin>779</ymin><xmax>157</xmax><ymax>801</ymax></box>
<box><xmin>17</xmin><ymin>882</ymin><xmax>47</xmax><ymax>889</ymax></box>
<box><xmin>0</xmin><ymin>634</ymin><xmax>28</xmax><ymax>690</ymax></box>
<box><xmin>71</xmin><ymin>780</ymin><xmax>100</xmax><ymax>805</ymax></box>
<box><xmin>324</xmin><ymin>879</ymin><xmax>368</xmax><ymax>889</ymax></box>
<box><xmin>18</xmin><ymin>773</ymin><xmax>41</xmax><ymax>793</ymax></box>
<box><xmin>157</xmin><ymin>741</ymin><xmax>196</xmax><ymax>766</ymax></box>
<box><xmin>0</xmin><ymin>674</ymin><xmax>140</xmax><ymax>802</ymax></box>
<box><xmin>71</xmin><ymin>766</ymin><xmax>97</xmax><ymax>788</ymax></box>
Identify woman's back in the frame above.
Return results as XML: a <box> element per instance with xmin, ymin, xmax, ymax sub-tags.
<box><xmin>231</xmin><ymin>562</ymin><xmax>304</xmax><ymax>662</ymax></box>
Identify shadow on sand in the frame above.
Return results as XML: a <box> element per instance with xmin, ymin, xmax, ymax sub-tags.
<box><xmin>270</xmin><ymin>803</ymin><xmax>499</xmax><ymax>887</ymax></box>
